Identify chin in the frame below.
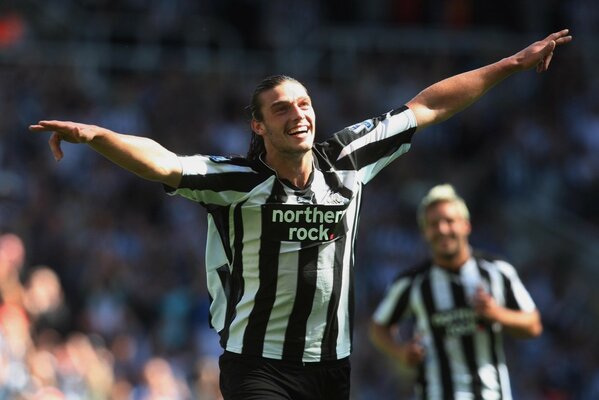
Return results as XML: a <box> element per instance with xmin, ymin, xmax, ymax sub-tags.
<box><xmin>435</xmin><ymin>246</ymin><xmax>459</xmax><ymax>259</ymax></box>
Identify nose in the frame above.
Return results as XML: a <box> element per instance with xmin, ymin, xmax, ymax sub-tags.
<box><xmin>290</xmin><ymin>103</ymin><xmax>305</xmax><ymax>119</ymax></box>
<box><xmin>436</xmin><ymin>220</ymin><xmax>451</xmax><ymax>234</ymax></box>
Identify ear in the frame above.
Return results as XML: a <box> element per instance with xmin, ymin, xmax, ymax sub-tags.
<box><xmin>251</xmin><ymin>119</ymin><xmax>265</xmax><ymax>137</ymax></box>
<box><xmin>464</xmin><ymin>219</ymin><xmax>472</xmax><ymax>236</ymax></box>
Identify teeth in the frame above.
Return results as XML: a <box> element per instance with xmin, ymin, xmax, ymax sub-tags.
<box><xmin>290</xmin><ymin>127</ymin><xmax>308</xmax><ymax>135</ymax></box>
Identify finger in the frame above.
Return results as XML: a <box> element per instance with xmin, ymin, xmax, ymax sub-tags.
<box><xmin>548</xmin><ymin>29</ymin><xmax>569</xmax><ymax>41</ymax></box>
<box><xmin>28</xmin><ymin>124</ymin><xmax>46</xmax><ymax>132</ymax></box>
<box><xmin>537</xmin><ymin>41</ymin><xmax>556</xmax><ymax>73</ymax></box>
<box><xmin>543</xmin><ymin>51</ymin><xmax>554</xmax><ymax>71</ymax></box>
<box><xmin>31</xmin><ymin>120</ymin><xmax>76</xmax><ymax>134</ymax></box>
<box><xmin>550</xmin><ymin>29</ymin><xmax>572</xmax><ymax>46</ymax></box>
<box><xmin>48</xmin><ymin>132</ymin><xmax>64</xmax><ymax>161</ymax></box>
<box><xmin>555</xmin><ymin>35</ymin><xmax>572</xmax><ymax>46</ymax></box>
<box><xmin>29</xmin><ymin>121</ymin><xmax>62</xmax><ymax>132</ymax></box>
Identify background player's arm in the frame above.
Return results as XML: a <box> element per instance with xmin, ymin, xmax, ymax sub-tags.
<box><xmin>406</xmin><ymin>29</ymin><xmax>571</xmax><ymax>130</ymax></box>
<box><xmin>29</xmin><ymin>120</ymin><xmax>182</xmax><ymax>188</ymax></box>
<box><xmin>369</xmin><ymin>321</ymin><xmax>425</xmax><ymax>366</ymax></box>
<box><xmin>473</xmin><ymin>288</ymin><xmax>543</xmax><ymax>339</ymax></box>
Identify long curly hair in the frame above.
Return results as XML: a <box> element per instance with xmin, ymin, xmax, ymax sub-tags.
<box><xmin>246</xmin><ymin>75</ymin><xmax>305</xmax><ymax>161</ymax></box>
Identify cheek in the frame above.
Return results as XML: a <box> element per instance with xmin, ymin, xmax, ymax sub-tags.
<box><xmin>423</xmin><ymin>229</ymin><xmax>436</xmax><ymax>242</ymax></box>
<box><xmin>454</xmin><ymin>223</ymin><xmax>471</xmax><ymax>237</ymax></box>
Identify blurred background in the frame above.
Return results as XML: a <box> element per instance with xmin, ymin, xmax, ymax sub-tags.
<box><xmin>0</xmin><ymin>0</ymin><xmax>598</xmax><ymax>399</ymax></box>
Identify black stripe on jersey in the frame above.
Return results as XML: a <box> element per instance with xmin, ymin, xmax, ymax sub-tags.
<box><xmin>421</xmin><ymin>277</ymin><xmax>454</xmax><ymax>400</ymax></box>
<box><xmin>320</xmin><ymin>235</ymin><xmax>346</xmax><ymax>359</ymax></box>
<box><xmin>390</xmin><ymin>105</ymin><xmax>410</xmax><ymax>116</ymax></box>
<box><xmin>475</xmin><ymin>259</ymin><xmax>493</xmax><ymax>328</ymax></box>
<box><xmin>219</xmin><ymin>201</ymin><xmax>247</xmax><ymax>348</ymax></box>
<box><xmin>347</xmin><ymin>188</ymin><xmax>363</xmax><ymax>350</ymax></box>
<box><xmin>214</xmin><ymin>265</ymin><xmax>230</xmax><ymax>332</ymax></box>
<box><xmin>450</xmin><ymin>280</ymin><xmax>483</xmax><ymax>399</ymax></box>
<box><xmin>417</xmin><ymin>362</ymin><xmax>428</xmax><ymax>400</ymax></box>
<box><xmin>502</xmin><ymin>274</ymin><xmax>519</xmax><ymax>310</ymax></box>
<box><xmin>242</xmin><ymin>181</ymin><xmax>288</xmax><ymax>355</ymax></box>
<box><xmin>282</xmin><ymin>244</ymin><xmax>319</xmax><ymax>360</ymax></box>
<box><xmin>204</xmin><ymin>204</ymin><xmax>233</xmax><ymax>262</ymax></box>
<box><xmin>386</xmin><ymin>261</ymin><xmax>431</xmax><ymax>324</ymax></box>
<box><xmin>387</xmin><ymin>281</ymin><xmax>412</xmax><ymax>326</ymax></box>
<box><xmin>179</xmin><ymin>171</ymin><xmax>267</xmax><ymax>192</ymax></box>
<box><xmin>207</xmin><ymin>293</ymin><xmax>215</xmax><ymax>329</ymax></box>
<box><xmin>474</xmin><ymin>258</ymin><xmax>492</xmax><ymax>289</ymax></box>
<box><xmin>317</xmin><ymin>155</ymin><xmax>355</xmax><ymax>200</ymax></box>
<box><xmin>476</xmin><ymin>259</ymin><xmax>504</xmax><ymax>399</ymax></box>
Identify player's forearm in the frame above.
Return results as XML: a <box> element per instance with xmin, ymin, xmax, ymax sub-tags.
<box><xmin>369</xmin><ymin>323</ymin><xmax>409</xmax><ymax>362</ymax></box>
<box><xmin>89</xmin><ymin>128</ymin><xmax>182</xmax><ymax>186</ymax></box>
<box><xmin>407</xmin><ymin>57</ymin><xmax>519</xmax><ymax>129</ymax></box>
<box><xmin>492</xmin><ymin>308</ymin><xmax>543</xmax><ymax>339</ymax></box>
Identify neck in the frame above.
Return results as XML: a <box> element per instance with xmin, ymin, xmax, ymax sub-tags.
<box><xmin>263</xmin><ymin>150</ymin><xmax>314</xmax><ymax>189</ymax></box>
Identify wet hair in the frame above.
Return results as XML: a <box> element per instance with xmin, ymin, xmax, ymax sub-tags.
<box><xmin>246</xmin><ymin>75</ymin><xmax>305</xmax><ymax>160</ymax></box>
<box><xmin>417</xmin><ymin>184</ymin><xmax>470</xmax><ymax>229</ymax></box>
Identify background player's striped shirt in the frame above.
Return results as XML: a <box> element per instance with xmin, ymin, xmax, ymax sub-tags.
<box><xmin>168</xmin><ymin>106</ymin><xmax>417</xmax><ymax>362</ymax></box>
<box><xmin>372</xmin><ymin>254</ymin><xmax>538</xmax><ymax>400</ymax></box>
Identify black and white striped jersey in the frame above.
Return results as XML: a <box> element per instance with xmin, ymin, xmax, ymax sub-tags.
<box><xmin>168</xmin><ymin>106</ymin><xmax>417</xmax><ymax>362</ymax></box>
<box><xmin>372</xmin><ymin>253</ymin><xmax>538</xmax><ymax>400</ymax></box>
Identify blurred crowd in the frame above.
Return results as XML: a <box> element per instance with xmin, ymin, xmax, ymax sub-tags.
<box><xmin>1</xmin><ymin>1</ymin><xmax>598</xmax><ymax>399</ymax></box>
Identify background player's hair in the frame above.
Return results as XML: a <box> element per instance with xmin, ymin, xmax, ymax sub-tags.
<box><xmin>417</xmin><ymin>184</ymin><xmax>470</xmax><ymax>228</ymax></box>
<box><xmin>246</xmin><ymin>75</ymin><xmax>306</xmax><ymax>160</ymax></box>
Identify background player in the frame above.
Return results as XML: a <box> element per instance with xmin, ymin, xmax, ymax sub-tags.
<box><xmin>370</xmin><ymin>184</ymin><xmax>542</xmax><ymax>399</ymax></box>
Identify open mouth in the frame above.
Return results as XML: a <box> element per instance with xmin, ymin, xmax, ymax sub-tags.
<box><xmin>288</xmin><ymin>126</ymin><xmax>309</xmax><ymax>136</ymax></box>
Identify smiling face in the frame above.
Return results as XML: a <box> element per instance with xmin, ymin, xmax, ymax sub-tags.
<box><xmin>422</xmin><ymin>200</ymin><xmax>471</xmax><ymax>268</ymax></box>
<box><xmin>251</xmin><ymin>80</ymin><xmax>316</xmax><ymax>160</ymax></box>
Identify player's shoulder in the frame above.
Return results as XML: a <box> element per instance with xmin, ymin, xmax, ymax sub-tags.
<box><xmin>207</xmin><ymin>155</ymin><xmax>275</xmax><ymax>176</ymax></box>
<box><xmin>472</xmin><ymin>249</ymin><xmax>516</xmax><ymax>273</ymax></box>
<box><xmin>472</xmin><ymin>249</ymin><xmax>508</xmax><ymax>263</ymax></box>
<box><xmin>392</xmin><ymin>258</ymin><xmax>432</xmax><ymax>282</ymax></box>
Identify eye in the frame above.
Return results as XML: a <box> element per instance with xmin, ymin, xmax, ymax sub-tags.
<box><xmin>273</xmin><ymin>105</ymin><xmax>288</xmax><ymax>114</ymax></box>
<box><xmin>299</xmin><ymin>99</ymin><xmax>311</xmax><ymax>109</ymax></box>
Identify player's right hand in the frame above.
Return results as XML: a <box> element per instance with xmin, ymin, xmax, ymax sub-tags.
<box><xmin>29</xmin><ymin>120</ymin><xmax>98</xmax><ymax>161</ymax></box>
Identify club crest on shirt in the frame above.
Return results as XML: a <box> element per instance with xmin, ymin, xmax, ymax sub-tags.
<box><xmin>208</xmin><ymin>155</ymin><xmax>232</xmax><ymax>163</ymax></box>
<box><xmin>326</xmin><ymin>191</ymin><xmax>347</xmax><ymax>205</ymax></box>
<box><xmin>348</xmin><ymin>119</ymin><xmax>374</xmax><ymax>134</ymax></box>
<box><xmin>261</xmin><ymin>203</ymin><xmax>349</xmax><ymax>244</ymax></box>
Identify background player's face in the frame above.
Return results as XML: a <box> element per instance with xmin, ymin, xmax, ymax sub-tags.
<box><xmin>251</xmin><ymin>81</ymin><xmax>316</xmax><ymax>157</ymax></box>
<box><xmin>422</xmin><ymin>200</ymin><xmax>471</xmax><ymax>261</ymax></box>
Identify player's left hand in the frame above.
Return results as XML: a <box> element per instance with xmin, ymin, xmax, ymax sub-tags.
<box><xmin>472</xmin><ymin>287</ymin><xmax>499</xmax><ymax>321</ymax></box>
<box><xmin>512</xmin><ymin>29</ymin><xmax>572</xmax><ymax>73</ymax></box>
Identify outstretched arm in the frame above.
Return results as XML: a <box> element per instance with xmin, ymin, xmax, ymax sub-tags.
<box><xmin>406</xmin><ymin>29</ymin><xmax>572</xmax><ymax>130</ymax></box>
<box><xmin>28</xmin><ymin>121</ymin><xmax>182</xmax><ymax>188</ymax></box>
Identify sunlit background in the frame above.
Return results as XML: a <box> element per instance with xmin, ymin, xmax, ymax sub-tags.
<box><xmin>0</xmin><ymin>1</ymin><xmax>597</xmax><ymax>399</ymax></box>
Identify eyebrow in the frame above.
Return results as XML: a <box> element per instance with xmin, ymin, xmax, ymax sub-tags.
<box><xmin>269</xmin><ymin>96</ymin><xmax>311</xmax><ymax>109</ymax></box>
